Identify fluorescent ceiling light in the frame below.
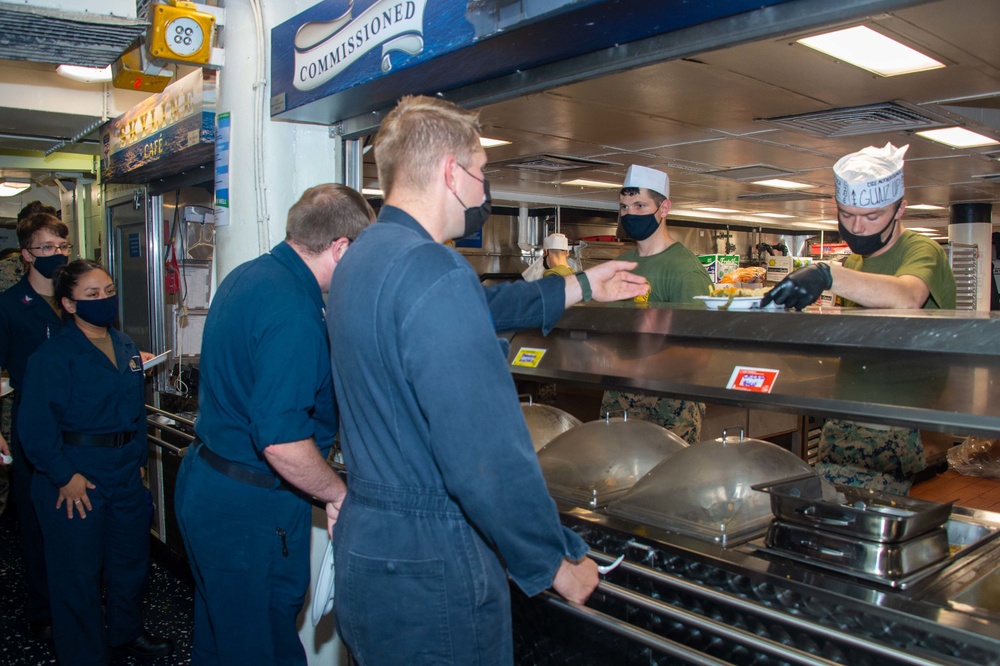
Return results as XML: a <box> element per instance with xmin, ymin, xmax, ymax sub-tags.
<box><xmin>56</xmin><ymin>64</ymin><xmax>113</xmax><ymax>83</ymax></box>
<box><xmin>797</xmin><ymin>26</ymin><xmax>945</xmax><ymax>77</ymax></box>
<box><xmin>694</xmin><ymin>207</ymin><xmax>742</xmax><ymax>214</ymax></box>
<box><xmin>906</xmin><ymin>204</ymin><xmax>946</xmax><ymax>210</ymax></box>
<box><xmin>752</xmin><ymin>179</ymin><xmax>814</xmax><ymax>190</ymax></box>
<box><xmin>753</xmin><ymin>212</ymin><xmax>795</xmax><ymax>219</ymax></box>
<box><xmin>0</xmin><ymin>181</ymin><xmax>31</xmax><ymax>197</ymax></box>
<box><xmin>479</xmin><ymin>137</ymin><xmax>511</xmax><ymax>148</ymax></box>
<box><xmin>904</xmin><ymin>226</ymin><xmax>941</xmax><ymax>232</ymax></box>
<box><xmin>361</xmin><ymin>188</ymin><xmax>383</xmax><ymax>197</ymax></box>
<box><xmin>915</xmin><ymin>127</ymin><xmax>999</xmax><ymax>148</ymax></box>
<box><xmin>561</xmin><ymin>178</ymin><xmax>621</xmax><ymax>188</ymax></box>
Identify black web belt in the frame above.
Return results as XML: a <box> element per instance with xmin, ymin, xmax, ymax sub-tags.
<box><xmin>194</xmin><ymin>439</ymin><xmax>284</xmax><ymax>490</ymax></box>
<box><xmin>63</xmin><ymin>431</ymin><xmax>136</xmax><ymax>448</ymax></box>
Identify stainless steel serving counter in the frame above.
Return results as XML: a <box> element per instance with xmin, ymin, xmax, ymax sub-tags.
<box><xmin>512</xmin><ymin>505</ymin><xmax>1000</xmax><ymax>665</ymax></box>
<box><xmin>506</xmin><ymin>304</ymin><xmax>1000</xmax><ymax>436</ymax></box>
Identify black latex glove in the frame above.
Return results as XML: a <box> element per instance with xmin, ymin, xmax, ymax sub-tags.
<box><xmin>760</xmin><ymin>262</ymin><xmax>832</xmax><ymax>310</ymax></box>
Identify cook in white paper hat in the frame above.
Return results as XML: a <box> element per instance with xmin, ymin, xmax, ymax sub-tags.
<box><xmin>834</xmin><ymin>142</ymin><xmax>907</xmax><ymax>209</ymax></box>
<box><xmin>619</xmin><ymin>165</ymin><xmax>672</xmax><ymax>243</ymax></box>
<box><xmin>833</xmin><ymin>142</ymin><xmax>908</xmax><ymax>257</ymax></box>
<box><xmin>623</xmin><ymin>164</ymin><xmax>670</xmax><ymax>199</ymax></box>
<box><xmin>542</xmin><ymin>232</ymin><xmax>569</xmax><ymax>251</ymax></box>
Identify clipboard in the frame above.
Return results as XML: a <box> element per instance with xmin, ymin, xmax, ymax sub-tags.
<box><xmin>143</xmin><ymin>350</ymin><xmax>172</xmax><ymax>371</ymax></box>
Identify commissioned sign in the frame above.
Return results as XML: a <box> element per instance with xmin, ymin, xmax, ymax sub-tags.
<box><xmin>100</xmin><ymin>69</ymin><xmax>217</xmax><ymax>183</ymax></box>
<box><xmin>271</xmin><ymin>0</ymin><xmax>792</xmax><ymax>124</ymax></box>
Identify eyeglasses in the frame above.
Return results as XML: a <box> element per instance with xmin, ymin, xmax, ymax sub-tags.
<box><xmin>27</xmin><ymin>243</ymin><xmax>73</xmax><ymax>256</ymax></box>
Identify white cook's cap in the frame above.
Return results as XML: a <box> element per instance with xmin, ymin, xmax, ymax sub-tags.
<box><xmin>623</xmin><ymin>165</ymin><xmax>669</xmax><ymax>199</ymax></box>
<box><xmin>834</xmin><ymin>142</ymin><xmax>907</xmax><ymax>208</ymax></box>
<box><xmin>543</xmin><ymin>233</ymin><xmax>569</xmax><ymax>251</ymax></box>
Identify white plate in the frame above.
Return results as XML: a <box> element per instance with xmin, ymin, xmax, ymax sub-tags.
<box><xmin>694</xmin><ymin>295</ymin><xmax>779</xmax><ymax>310</ymax></box>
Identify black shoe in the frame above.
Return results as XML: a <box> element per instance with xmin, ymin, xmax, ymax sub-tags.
<box><xmin>111</xmin><ymin>633</ymin><xmax>175</xmax><ymax>659</ymax></box>
<box><xmin>28</xmin><ymin>620</ymin><xmax>52</xmax><ymax>642</ymax></box>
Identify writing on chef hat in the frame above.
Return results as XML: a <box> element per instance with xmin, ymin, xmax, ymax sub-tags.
<box><xmin>834</xmin><ymin>142</ymin><xmax>908</xmax><ymax>208</ymax></box>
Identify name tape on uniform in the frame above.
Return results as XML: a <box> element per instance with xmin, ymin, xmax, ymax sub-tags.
<box><xmin>511</xmin><ymin>347</ymin><xmax>546</xmax><ymax>368</ymax></box>
<box><xmin>727</xmin><ymin>366</ymin><xmax>779</xmax><ymax>393</ymax></box>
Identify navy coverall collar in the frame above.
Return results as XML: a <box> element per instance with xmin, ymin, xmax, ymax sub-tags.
<box><xmin>269</xmin><ymin>241</ymin><xmax>325</xmax><ymax>313</ymax></box>
<box><xmin>10</xmin><ymin>274</ymin><xmax>61</xmax><ymax>322</ymax></box>
<box><xmin>377</xmin><ymin>205</ymin><xmax>435</xmax><ymax>241</ymax></box>
<box><xmin>62</xmin><ymin>320</ymin><xmax>131</xmax><ymax>371</ymax></box>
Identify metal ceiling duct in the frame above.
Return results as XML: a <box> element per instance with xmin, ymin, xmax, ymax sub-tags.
<box><xmin>0</xmin><ymin>1</ymin><xmax>147</xmax><ymax>68</ymax></box>
<box><xmin>762</xmin><ymin>100</ymin><xmax>950</xmax><ymax>138</ymax></box>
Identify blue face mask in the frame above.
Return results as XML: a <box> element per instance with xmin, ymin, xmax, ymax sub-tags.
<box><xmin>621</xmin><ymin>213</ymin><xmax>660</xmax><ymax>241</ymax></box>
<box><xmin>32</xmin><ymin>253</ymin><xmax>68</xmax><ymax>279</ymax></box>
<box><xmin>73</xmin><ymin>294</ymin><xmax>118</xmax><ymax>328</ymax></box>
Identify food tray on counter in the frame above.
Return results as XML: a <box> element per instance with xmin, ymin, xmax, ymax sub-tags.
<box><xmin>752</xmin><ymin>473</ymin><xmax>952</xmax><ymax>543</ymax></box>
<box><xmin>751</xmin><ymin>517</ymin><xmax>997</xmax><ymax>589</ymax></box>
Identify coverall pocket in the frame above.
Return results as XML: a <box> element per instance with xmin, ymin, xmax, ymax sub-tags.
<box><xmin>345</xmin><ymin>551</ymin><xmax>453</xmax><ymax>665</ymax></box>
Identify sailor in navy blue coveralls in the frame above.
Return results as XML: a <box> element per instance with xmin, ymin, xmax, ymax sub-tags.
<box><xmin>329</xmin><ymin>205</ymin><xmax>589</xmax><ymax>665</ymax></box>
<box><xmin>0</xmin><ymin>265</ymin><xmax>64</xmax><ymax>630</ymax></box>
<box><xmin>174</xmin><ymin>238</ymin><xmax>345</xmax><ymax>665</ymax></box>
<box><xmin>18</xmin><ymin>320</ymin><xmax>149</xmax><ymax>665</ymax></box>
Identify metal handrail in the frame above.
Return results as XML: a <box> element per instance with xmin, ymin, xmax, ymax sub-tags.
<box><xmin>540</xmin><ymin>592</ymin><xmax>731</xmax><ymax>666</ymax></box>
<box><xmin>597</xmin><ymin>580</ymin><xmax>838</xmax><ymax>666</ymax></box>
<box><xmin>588</xmin><ymin>550</ymin><xmax>947</xmax><ymax>666</ymax></box>
<box><xmin>146</xmin><ymin>433</ymin><xmax>187</xmax><ymax>457</ymax></box>
<box><xmin>146</xmin><ymin>404</ymin><xmax>196</xmax><ymax>428</ymax></box>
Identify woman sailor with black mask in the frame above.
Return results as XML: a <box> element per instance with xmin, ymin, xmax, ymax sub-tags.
<box><xmin>16</xmin><ymin>259</ymin><xmax>173</xmax><ymax>664</ymax></box>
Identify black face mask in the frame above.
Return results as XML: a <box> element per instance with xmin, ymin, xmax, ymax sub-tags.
<box><xmin>838</xmin><ymin>203</ymin><xmax>900</xmax><ymax>256</ymax></box>
<box><xmin>32</xmin><ymin>253</ymin><xmax>68</xmax><ymax>279</ymax></box>
<box><xmin>621</xmin><ymin>213</ymin><xmax>660</xmax><ymax>241</ymax></box>
<box><xmin>74</xmin><ymin>294</ymin><xmax>119</xmax><ymax>328</ymax></box>
<box><xmin>453</xmin><ymin>165</ymin><xmax>492</xmax><ymax>238</ymax></box>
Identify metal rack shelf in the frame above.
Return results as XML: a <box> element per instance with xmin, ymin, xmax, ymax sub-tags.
<box><xmin>507</xmin><ymin>304</ymin><xmax>1000</xmax><ymax>437</ymax></box>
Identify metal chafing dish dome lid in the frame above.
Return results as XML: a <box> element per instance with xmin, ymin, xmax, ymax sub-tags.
<box><xmin>520</xmin><ymin>398</ymin><xmax>583</xmax><ymax>452</ymax></box>
<box><xmin>607</xmin><ymin>429</ymin><xmax>814</xmax><ymax>546</ymax></box>
<box><xmin>537</xmin><ymin>417</ymin><xmax>688</xmax><ymax>508</ymax></box>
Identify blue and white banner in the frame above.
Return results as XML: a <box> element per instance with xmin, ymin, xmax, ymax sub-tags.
<box><xmin>293</xmin><ymin>0</ymin><xmax>427</xmax><ymax>91</ymax></box>
<box><xmin>271</xmin><ymin>0</ymin><xmax>793</xmax><ymax>123</ymax></box>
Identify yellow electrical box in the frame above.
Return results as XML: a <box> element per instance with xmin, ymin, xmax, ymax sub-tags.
<box><xmin>149</xmin><ymin>2</ymin><xmax>216</xmax><ymax>65</ymax></box>
<box><xmin>112</xmin><ymin>41</ymin><xmax>174</xmax><ymax>93</ymax></box>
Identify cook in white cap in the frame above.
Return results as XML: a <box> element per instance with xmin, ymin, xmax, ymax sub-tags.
<box><xmin>600</xmin><ymin>165</ymin><xmax>714</xmax><ymax>445</ymax></box>
<box><xmin>763</xmin><ymin>143</ymin><xmax>957</xmax><ymax>496</ymax></box>
<box><xmin>762</xmin><ymin>142</ymin><xmax>956</xmax><ymax>311</ymax></box>
<box><xmin>541</xmin><ymin>233</ymin><xmax>575</xmax><ymax>277</ymax></box>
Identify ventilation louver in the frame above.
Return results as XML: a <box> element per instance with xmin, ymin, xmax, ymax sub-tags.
<box><xmin>491</xmin><ymin>154</ymin><xmax>617</xmax><ymax>172</ymax></box>
<box><xmin>703</xmin><ymin>165</ymin><xmax>794</xmax><ymax>181</ymax></box>
<box><xmin>0</xmin><ymin>3</ymin><xmax>147</xmax><ymax>68</ymax></box>
<box><xmin>737</xmin><ymin>192</ymin><xmax>831</xmax><ymax>202</ymax></box>
<box><xmin>763</xmin><ymin>101</ymin><xmax>949</xmax><ymax>138</ymax></box>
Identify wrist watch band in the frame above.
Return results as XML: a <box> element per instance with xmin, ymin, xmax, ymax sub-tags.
<box><xmin>575</xmin><ymin>271</ymin><xmax>592</xmax><ymax>302</ymax></box>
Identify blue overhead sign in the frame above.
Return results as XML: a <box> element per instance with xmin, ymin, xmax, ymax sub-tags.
<box><xmin>271</xmin><ymin>0</ymin><xmax>792</xmax><ymax>124</ymax></box>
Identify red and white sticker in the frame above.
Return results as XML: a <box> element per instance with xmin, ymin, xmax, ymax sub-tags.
<box><xmin>727</xmin><ymin>366</ymin><xmax>779</xmax><ymax>393</ymax></box>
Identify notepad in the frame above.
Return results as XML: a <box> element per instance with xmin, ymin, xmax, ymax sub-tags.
<box><xmin>143</xmin><ymin>350</ymin><xmax>172</xmax><ymax>371</ymax></box>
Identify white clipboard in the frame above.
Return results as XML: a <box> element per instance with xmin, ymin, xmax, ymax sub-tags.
<box><xmin>143</xmin><ymin>350</ymin><xmax>172</xmax><ymax>371</ymax></box>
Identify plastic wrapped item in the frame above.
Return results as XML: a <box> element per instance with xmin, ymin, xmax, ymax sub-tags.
<box><xmin>948</xmin><ymin>437</ymin><xmax>1000</xmax><ymax>479</ymax></box>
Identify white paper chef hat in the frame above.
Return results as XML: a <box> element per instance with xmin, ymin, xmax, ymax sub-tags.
<box><xmin>834</xmin><ymin>142</ymin><xmax>908</xmax><ymax>208</ymax></box>
<box><xmin>543</xmin><ymin>233</ymin><xmax>569</xmax><ymax>251</ymax></box>
<box><xmin>623</xmin><ymin>165</ymin><xmax>670</xmax><ymax>199</ymax></box>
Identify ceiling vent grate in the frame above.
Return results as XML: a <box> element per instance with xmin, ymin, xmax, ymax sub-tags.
<box><xmin>762</xmin><ymin>101</ymin><xmax>949</xmax><ymax>138</ymax></box>
<box><xmin>491</xmin><ymin>154</ymin><xmax>617</xmax><ymax>172</ymax></box>
<box><xmin>0</xmin><ymin>3</ymin><xmax>147</xmax><ymax>68</ymax></box>
<box><xmin>703</xmin><ymin>164</ymin><xmax>794</xmax><ymax>181</ymax></box>
<box><xmin>737</xmin><ymin>191</ymin><xmax>831</xmax><ymax>202</ymax></box>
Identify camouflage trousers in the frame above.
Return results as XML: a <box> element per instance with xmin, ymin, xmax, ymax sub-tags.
<box><xmin>600</xmin><ymin>390</ymin><xmax>704</xmax><ymax>445</ymax></box>
<box><xmin>816</xmin><ymin>419</ymin><xmax>924</xmax><ymax>496</ymax></box>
